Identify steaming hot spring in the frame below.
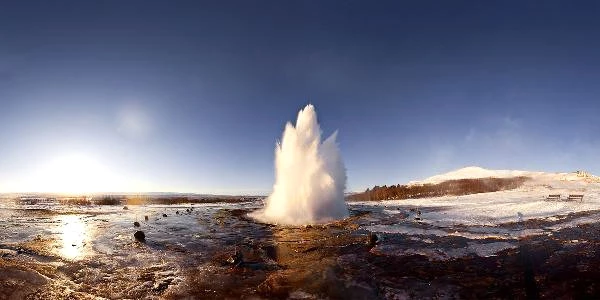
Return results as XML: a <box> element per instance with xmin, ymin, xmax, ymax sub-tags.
<box><xmin>251</xmin><ymin>104</ymin><xmax>348</xmax><ymax>225</ymax></box>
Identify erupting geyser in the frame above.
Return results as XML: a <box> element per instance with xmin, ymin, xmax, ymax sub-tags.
<box><xmin>252</xmin><ymin>104</ymin><xmax>349</xmax><ymax>225</ymax></box>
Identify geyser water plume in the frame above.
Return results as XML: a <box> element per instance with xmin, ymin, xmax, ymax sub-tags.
<box><xmin>252</xmin><ymin>104</ymin><xmax>348</xmax><ymax>225</ymax></box>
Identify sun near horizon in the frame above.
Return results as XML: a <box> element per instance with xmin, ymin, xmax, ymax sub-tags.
<box><xmin>3</xmin><ymin>153</ymin><xmax>152</xmax><ymax>195</ymax></box>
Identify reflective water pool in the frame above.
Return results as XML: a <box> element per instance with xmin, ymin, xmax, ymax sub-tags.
<box><xmin>1</xmin><ymin>201</ymin><xmax>600</xmax><ymax>299</ymax></box>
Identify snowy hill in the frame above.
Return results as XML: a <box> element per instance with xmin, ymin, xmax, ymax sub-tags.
<box><xmin>413</xmin><ymin>166</ymin><xmax>600</xmax><ymax>185</ymax></box>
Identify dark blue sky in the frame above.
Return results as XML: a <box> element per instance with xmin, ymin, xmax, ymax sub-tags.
<box><xmin>1</xmin><ymin>1</ymin><xmax>599</xmax><ymax>194</ymax></box>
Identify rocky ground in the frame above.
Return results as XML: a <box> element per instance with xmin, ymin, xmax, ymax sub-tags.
<box><xmin>1</xmin><ymin>205</ymin><xmax>600</xmax><ymax>299</ymax></box>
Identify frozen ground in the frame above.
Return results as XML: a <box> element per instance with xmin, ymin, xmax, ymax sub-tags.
<box><xmin>0</xmin><ymin>202</ymin><xmax>272</xmax><ymax>299</ymax></box>
<box><xmin>1</xmin><ymin>170</ymin><xmax>600</xmax><ymax>298</ymax></box>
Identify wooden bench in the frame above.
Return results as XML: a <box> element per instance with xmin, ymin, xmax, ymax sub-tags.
<box><xmin>546</xmin><ymin>194</ymin><xmax>561</xmax><ymax>201</ymax></box>
<box><xmin>567</xmin><ymin>194</ymin><xmax>584</xmax><ymax>201</ymax></box>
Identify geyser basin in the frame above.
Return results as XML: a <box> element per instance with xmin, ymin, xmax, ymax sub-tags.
<box><xmin>252</xmin><ymin>104</ymin><xmax>348</xmax><ymax>225</ymax></box>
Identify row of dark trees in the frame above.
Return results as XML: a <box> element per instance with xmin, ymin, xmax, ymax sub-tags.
<box><xmin>91</xmin><ymin>195</ymin><xmax>258</xmax><ymax>205</ymax></box>
<box><xmin>347</xmin><ymin>177</ymin><xmax>530</xmax><ymax>201</ymax></box>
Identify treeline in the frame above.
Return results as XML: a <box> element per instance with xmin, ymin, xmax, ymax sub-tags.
<box><xmin>91</xmin><ymin>195</ymin><xmax>261</xmax><ymax>205</ymax></box>
<box><xmin>60</xmin><ymin>197</ymin><xmax>92</xmax><ymax>205</ymax></box>
<box><xmin>347</xmin><ymin>177</ymin><xmax>530</xmax><ymax>201</ymax></box>
<box><xmin>133</xmin><ymin>196</ymin><xmax>260</xmax><ymax>205</ymax></box>
<box><xmin>91</xmin><ymin>195</ymin><xmax>192</xmax><ymax>205</ymax></box>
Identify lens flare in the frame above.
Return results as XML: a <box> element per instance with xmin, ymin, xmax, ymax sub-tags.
<box><xmin>23</xmin><ymin>154</ymin><xmax>124</xmax><ymax>194</ymax></box>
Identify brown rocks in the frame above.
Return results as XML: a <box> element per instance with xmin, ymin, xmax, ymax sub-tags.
<box><xmin>134</xmin><ymin>230</ymin><xmax>145</xmax><ymax>242</ymax></box>
<box><xmin>227</xmin><ymin>250</ymin><xmax>244</xmax><ymax>267</ymax></box>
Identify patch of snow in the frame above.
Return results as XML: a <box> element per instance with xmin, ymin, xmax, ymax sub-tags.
<box><xmin>354</xmin><ymin>186</ymin><xmax>600</xmax><ymax>227</ymax></box>
<box><xmin>466</xmin><ymin>241</ymin><xmax>517</xmax><ymax>257</ymax></box>
<box><xmin>371</xmin><ymin>241</ymin><xmax>517</xmax><ymax>261</ymax></box>
<box><xmin>363</xmin><ymin>223</ymin><xmax>547</xmax><ymax>240</ymax></box>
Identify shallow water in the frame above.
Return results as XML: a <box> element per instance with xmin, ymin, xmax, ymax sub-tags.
<box><xmin>1</xmin><ymin>201</ymin><xmax>600</xmax><ymax>299</ymax></box>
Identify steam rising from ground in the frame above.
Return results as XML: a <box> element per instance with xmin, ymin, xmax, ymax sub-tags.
<box><xmin>252</xmin><ymin>104</ymin><xmax>348</xmax><ymax>225</ymax></box>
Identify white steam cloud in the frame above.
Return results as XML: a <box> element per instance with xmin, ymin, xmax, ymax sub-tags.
<box><xmin>252</xmin><ymin>104</ymin><xmax>348</xmax><ymax>225</ymax></box>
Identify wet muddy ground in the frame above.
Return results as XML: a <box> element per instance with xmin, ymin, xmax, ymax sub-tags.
<box><xmin>1</xmin><ymin>202</ymin><xmax>600</xmax><ymax>299</ymax></box>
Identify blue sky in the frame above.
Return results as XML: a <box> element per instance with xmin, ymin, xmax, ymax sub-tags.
<box><xmin>1</xmin><ymin>1</ymin><xmax>599</xmax><ymax>194</ymax></box>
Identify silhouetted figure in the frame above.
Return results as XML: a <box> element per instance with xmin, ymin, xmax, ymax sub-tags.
<box><xmin>144</xmin><ymin>215</ymin><xmax>149</xmax><ymax>221</ymax></box>
<box><xmin>133</xmin><ymin>221</ymin><xmax>140</xmax><ymax>227</ymax></box>
<box><xmin>163</xmin><ymin>214</ymin><xmax>168</xmax><ymax>217</ymax></box>
<box><xmin>517</xmin><ymin>212</ymin><xmax>524</xmax><ymax>223</ymax></box>
<box><xmin>366</xmin><ymin>232</ymin><xmax>378</xmax><ymax>247</ymax></box>
<box><xmin>519</xmin><ymin>244</ymin><xmax>540</xmax><ymax>299</ymax></box>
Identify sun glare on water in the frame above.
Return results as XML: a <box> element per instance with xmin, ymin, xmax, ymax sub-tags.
<box><xmin>58</xmin><ymin>215</ymin><xmax>90</xmax><ymax>260</ymax></box>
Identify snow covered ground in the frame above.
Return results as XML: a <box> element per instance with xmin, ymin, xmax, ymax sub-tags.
<box><xmin>2</xmin><ymin>169</ymin><xmax>600</xmax><ymax>298</ymax></box>
<box><xmin>358</xmin><ymin>186</ymin><xmax>600</xmax><ymax>228</ymax></box>
<box><xmin>387</xmin><ymin>166</ymin><xmax>600</xmax><ymax>226</ymax></box>
<box><xmin>351</xmin><ymin>167</ymin><xmax>600</xmax><ymax>259</ymax></box>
